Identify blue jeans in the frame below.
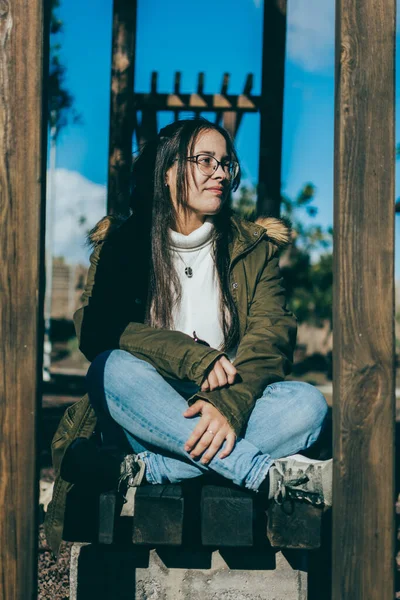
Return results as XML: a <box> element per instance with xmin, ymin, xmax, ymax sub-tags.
<box><xmin>86</xmin><ymin>349</ymin><xmax>328</xmax><ymax>492</ymax></box>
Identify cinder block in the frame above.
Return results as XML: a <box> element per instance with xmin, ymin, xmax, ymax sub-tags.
<box><xmin>70</xmin><ymin>543</ymin><xmax>308</xmax><ymax>600</ymax></box>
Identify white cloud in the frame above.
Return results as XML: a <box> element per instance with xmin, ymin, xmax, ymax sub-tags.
<box><xmin>286</xmin><ymin>0</ymin><xmax>335</xmax><ymax>72</ymax></box>
<box><xmin>47</xmin><ymin>168</ymin><xmax>107</xmax><ymax>265</ymax></box>
<box><xmin>256</xmin><ymin>1</ymin><xmax>400</xmax><ymax>73</ymax></box>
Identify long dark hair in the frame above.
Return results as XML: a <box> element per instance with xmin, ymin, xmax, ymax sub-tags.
<box><xmin>130</xmin><ymin>117</ymin><xmax>241</xmax><ymax>353</ymax></box>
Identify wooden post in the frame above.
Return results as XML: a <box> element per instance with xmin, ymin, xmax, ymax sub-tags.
<box><xmin>107</xmin><ymin>0</ymin><xmax>137</xmax><ymax>216</ymax></box>
<box><xmin>257</xmin><ymin>0</ymin><xmax>287</xmax><ymax>218</ymax></box>
<box><xmin>333</xmin><ymin>1</ymin><xmax>395</xmax><ymax>598</ymax></box>
<box><xmin>0</xmin><ymin>0</ymin><xmax>48</xmax><ymax>598</ymax></box>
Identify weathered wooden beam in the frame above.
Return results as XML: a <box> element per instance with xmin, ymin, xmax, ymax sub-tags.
<box><xmin>333</xmin><ymin>0</ymin><xmax>395</xmax><ymax>598</ymax></box>
<box><xmin>174</xmin><ymin>71</ymin><xmax>181</xmax><ymax>95</ymax></box>
<box><xmin>132</xmin><ymin>485</ymin><xmax>184</xmax><ymax>546</ymax></box>
<box><xmin>134</xmin><ymin>72</ymin><xmax>157</xmax><ymax>148</ymax></box>
<box><xmin>151</xmin><ymin>71</ymin><xmax>157</xmax><ymax>95</ymax></box>
<box><xmin>223</xmin><ymin>111</ymin><xmax>238</xmax><ymax>140</ymax></box>
<box><xmin>215</xmin><ymin>73</ymin><xmax>230</xmax><ymax>127</ymax></box>
<box><xmin>225</xmin><ymin>74</ymin><xmax>253</xmax><ymax>138</ymax></box>
<box><xmin>139</xmin><ymin>108</ymin><xmax>158</xmax><ymax>147</ymax></box>
<box><xmin>133</xmin><ymin>92</ymin><xmax>258</xmax><ymax>112</ymax></box>
<box><xmin>0</xmin><ymin>1</ymin><xmax>48</xmax><ymax>597</ymax></box>
<box><xmin>201</xmin><ymin>485</ymin><xmax>253</xmax><ymax>547</ymax></box>
<box><xmin>107</xmin><ymin>0</ymin><xmax>137</xmax><ymax>216</ymax></box>
<box><xmin>173</xmin><ymin>72</ymin><xmax>181</xmax><ymax>121</ymax></box>
<box><xmin>191</xmin><ymin>72</ymin><xmax>206</xmax><ymax>119</ymax></box>
<box><xmin>243</xmin><ymin>73</ymin><xmax>253</xmax><ymax>96</ymax></box>
<box><xmin>220</xmin><ymin>72</ymin><xmax>230</xmax><ymax>96</ymax></box>
<box><xmin>257</xmin><ymin>0</ymin><xmax>286</xmax><ymax>217</ymax></box>
<box><xmin>197</xmin><ymin>72</ymin><xmax>205</xmax><ymax>95</ymax></box>
<box><xmin>221</xmin><ymin>73</ymin><xmax>254</xmax><ymax>139</ymax></box>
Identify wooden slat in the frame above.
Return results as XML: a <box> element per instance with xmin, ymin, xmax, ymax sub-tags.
<box><xmin>132</xmin><ymin>485</ymin><xmax>184</xmax><ymax>546</ymax></box>
<box><xmin>197</xmin><ymin>72</ymin><xmax>205</xmax><ymax>95</ymax></box>
<box><xmin>222</xmin><ymin>111</ymin><xmax>238</xmax><ymax>140</ymax></box>
<box><xmin>151</xmin><ymin>71</ymin><xmax>157</xmax><ymax>95</ymax></box>
<box><xmin>0</xmin><ymin>1</ymin><xmax>48</xmax><ymax>598</ymax></box>
<box><xmin>266</xmin><ymin>502</ymin><xmax>323</xmax><ymax>549</ymax></box>
<box><xmin>201</xmin><ymin>485</ymin><xmax>253</xmax><ymax>547</ymax></box>
<box><xmin>98</xmin><ymin>491</ymin><xmax>118</xmax><ymax>545</ymax></box>
<box><xmin>257</xmin><ymin>0</ymin><xmax>286</xmax><ymax>217</ymax></box>
<box><xmin>173</xmin><ymin>72</ymin><xmax>182</xmax><ymax>122</ymax></box>
<box><xmin>174</xmin><ymin>71</ymin><xmax>181</xmax><ymax>95</ymax></box>
<box><xmin>333</xmin><ymin>0</ymin><xmax>395</xmax><ymax>598</ymax></box>
<box><xmin>107</xmin><ymin>0</ymin><xmax>137</xmax><ymax>216</ymax></box>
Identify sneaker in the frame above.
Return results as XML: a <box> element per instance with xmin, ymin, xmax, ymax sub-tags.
<box><xmin>118</xmin><ymin>454</ymin><xmax>146</xmax><ymax>516</ymax></box>
<box><xmin>267</xmin><ymin>454</ymin><xmax>332</xmax><ymax>508</ymax></box>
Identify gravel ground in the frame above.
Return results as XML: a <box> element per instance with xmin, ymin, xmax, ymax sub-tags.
<box><xmin>38</xmin><ymin>525</ymin><xmax>71</xmax><ymax>600</ymax></box>
<box><xmin>38</xmin><ymin>468</ymin><xmax>72</xmax><ymax>600</ymax></box>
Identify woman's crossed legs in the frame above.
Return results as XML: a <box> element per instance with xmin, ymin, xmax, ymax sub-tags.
<box><xmin>86</xmin><ymin>349</ymin><xmax>328</xmax><ymax>492</ymax></box>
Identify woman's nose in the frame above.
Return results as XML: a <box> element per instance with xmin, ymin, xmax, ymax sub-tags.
<box><xmin>213</xmin><ymin>163</ymin><xmax>228</xmax><ymax>179</ymax></box>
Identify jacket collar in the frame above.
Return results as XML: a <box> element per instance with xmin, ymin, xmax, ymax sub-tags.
<box><xmin>87</xmin><ymin>211</ymin><xmax>292</xmax><ymax>256</ymax></box>
<box><xmin>229</xmin><ymin>213</ymin><xmax>292</xmax><ymax>261</ymax></box>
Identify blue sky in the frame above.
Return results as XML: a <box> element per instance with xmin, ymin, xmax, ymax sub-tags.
<box><xmin>50</xmin><ymin>0</ymin><xmax>400</xmax><ymax>275</ymax></box>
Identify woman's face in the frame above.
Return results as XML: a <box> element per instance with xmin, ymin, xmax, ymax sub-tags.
<box><xmin>165</xmin><ymin>129</ymin><xmax>231</xmax><ymax>229</ymax></box>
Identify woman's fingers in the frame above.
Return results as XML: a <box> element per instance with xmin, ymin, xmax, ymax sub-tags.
<box><xmin>200</xmin><ymin>431</ymin><xmax>227</xmax><ymax>464</ymax></box>
<box><xmin>189</xmin><ymin>420</ymin><xmax>220</xmax><ymax>458</ymax></box>
<box><xmin>184</xmin><ymin>417</ymin><xmax>211</xmax><ymax>452</ymax></box>
<box><xmin>200</xmin><ymin>357</ymin><xmax>238</xmax><ymax>392</ymax></box>
<box><xmin>183</xmin><ymin>399</ymin><xmax>205</xmax><ymax>417</ymax></box>
<box><xmin>211</xmin><ymin>360</ymin><xmax>228</xmax><ymax>388</ymax></box>
<box><xmin>200</xmin><ymin>379</ymin><xmax>210</xmax><ymax>391</ymax></box>
<box><xmin>207</xmin><ymin>370</ymin><xmax>221</xmax><ymax>391</ymax></box>
<box><xmin>218</xmin><ymin>432</ymin><xmax>236</xmax><ymax>459</ymax></box>
<box><xmin>219</xmin><ymin>356</ymin><xmax>238</xmax><ymax>384</ymax></box>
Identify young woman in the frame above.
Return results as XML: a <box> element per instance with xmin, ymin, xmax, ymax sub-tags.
<box><xmin>78</xmin><ymin>117</ymin><xmax>332</xmax><ymax>510</ymax></box>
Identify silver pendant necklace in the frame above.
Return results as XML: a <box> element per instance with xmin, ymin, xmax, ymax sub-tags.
<box><xmin>175</xmin><ymin>249</ymin><xmax>202</xmax><ymax>278</ymax></box>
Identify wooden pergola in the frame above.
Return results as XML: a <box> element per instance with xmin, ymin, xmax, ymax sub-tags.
<box><xmin>107</xmin><ymin>0</ymin><xmax>286</xmax><ymax>218</ymax></box>
<box><xmin>0</xmin><ymin>0</ymin><xmax>396</xmax><ymax>598</ymax></box>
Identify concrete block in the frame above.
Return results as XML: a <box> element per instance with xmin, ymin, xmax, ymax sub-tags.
<box><xmin>70</xmin><ymin>543</ymin><xmax>307</xmax><ymax>600</ymax></box>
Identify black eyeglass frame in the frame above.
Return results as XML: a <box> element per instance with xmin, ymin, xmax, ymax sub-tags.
<box><xmin>173</xmin><ymin>154</ymin><xmax>239</xmax><ymax>180</ymax></box>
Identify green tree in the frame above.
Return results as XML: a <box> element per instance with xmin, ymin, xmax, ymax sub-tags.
<box><xmin>233</xmin><ymin>183</ymin><xmax>333</xmax><ymax>326</ymax></box>
<box><xmin>49</xmin><ymin>0</ymin><xmax>82</xmax><ymax>138</ymax></box>
<box><xmin>232</xmin><ymin>183</ymin><xmax>257</xmax><ymax>220</ymax></box>
<box><xmin>280</xmin><ymin>184</ymin><xmax>333</xmax><ymax>326</ymax></box>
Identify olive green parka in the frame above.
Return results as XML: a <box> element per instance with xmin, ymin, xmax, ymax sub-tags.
<box><xmin>44</xmin><ymin>211</ymin><xmax>297</xmax><ymax>555</ymax></box>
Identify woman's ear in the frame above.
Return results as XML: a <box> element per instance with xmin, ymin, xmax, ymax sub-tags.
<box><xmin>166</xmin><ymin>157</ymin><xmax>179</xmax><ymax>182</ymax></box>
<box><xmin>165</xmin><ymin>165</ymin><xmax>173</xmax><ymax>187</ymax></box>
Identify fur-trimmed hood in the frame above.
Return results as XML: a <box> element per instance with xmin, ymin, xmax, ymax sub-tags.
<box><xmin>87</xmin><ymin>213</ymin><xmax>292</xmax><ymax>251</ymax></box>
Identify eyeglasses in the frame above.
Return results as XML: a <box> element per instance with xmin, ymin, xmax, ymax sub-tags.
<box><xmin>175</xmin><ymin>154</ymin><xmax>239</xmax><ymax>180</ymax></box>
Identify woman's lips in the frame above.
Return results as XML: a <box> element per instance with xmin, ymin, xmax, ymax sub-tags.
<box><xmin>207</xmin><ymin>188</ymin><xmax>223</xmax><ymax>195</ymax></box>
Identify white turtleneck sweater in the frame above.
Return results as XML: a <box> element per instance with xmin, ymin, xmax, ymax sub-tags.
<box><xmin>167</xmin><ymin>217</ymin><xmax>236</xmax><ymax>361</ymax></box>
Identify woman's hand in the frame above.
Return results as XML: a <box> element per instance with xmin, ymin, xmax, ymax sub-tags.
<box><xmin>200</xmin><ymin>356</ymin><xmax>238</xmax><ymax>392</ymax></box>
<box><xmin>183</xmin><ymin>400</ymin><xmax>236</xmax><ymax>464</ymax></box>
